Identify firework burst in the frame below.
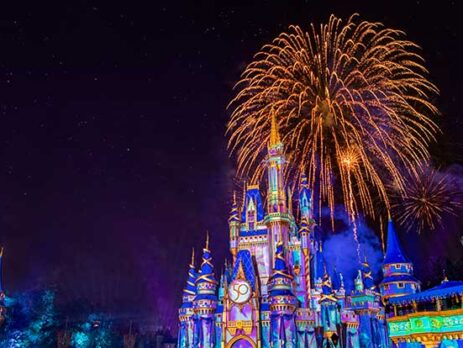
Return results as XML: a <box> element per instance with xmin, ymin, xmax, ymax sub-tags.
<box><xmin>227</xmin><ymin>14</ymin><xmax>439</xmax><ymax>224</ymax></box>
<box><xmin>393</xmin><ymin>164</ymin><xmax>463</xmax><ymax>233</ymax></box>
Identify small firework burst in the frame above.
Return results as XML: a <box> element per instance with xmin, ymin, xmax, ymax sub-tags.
<box><xmin>393</xmin><ymin>164</ymin><xmax>463</xmax><ymax>233</ymax></box>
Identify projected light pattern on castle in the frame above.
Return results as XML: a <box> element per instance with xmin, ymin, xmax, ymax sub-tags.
<box><xmin>177</xmin><ymin>120</ymin><xmax>463</xmax><ymax>347</ymax></box>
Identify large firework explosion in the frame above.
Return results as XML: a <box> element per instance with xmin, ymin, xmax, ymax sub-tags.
<box><xmin>393</xmin><ymin>164</ymin><xmax>463</xmax><ymax>233</ymax></box>
<box><xmin>227</xmin><ymin>14</ymin><xmax>440</xmax><ymax>227</ymax></box>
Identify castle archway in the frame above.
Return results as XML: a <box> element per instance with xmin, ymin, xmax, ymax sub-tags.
<box><xmin>227</xmin><ymin>335</ymin><xmax>256</xmax><ymax>348</ymax></box>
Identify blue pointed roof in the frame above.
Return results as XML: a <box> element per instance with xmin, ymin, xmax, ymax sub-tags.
<box><xmin>384</xmin><ymin>219</ymin><xmax>409</xmax><ymax>264</ymax></box>
<box><xmin>195</xmin><ymin>237</ymin><xmax>218</xmax><ymax>301</ymax></box>
<box><xmin>230</xmin><ymin>250</ymin><xmax>256</xmax><ymax>290</ymax></box>
<box><xmin>269</xmin><ymin>242</ymin><xmax>294</xmax><ymax>297</ymax></box>
<box><xmin>181</xmin><ymin>250</ymin><xmax>197</xmax><ymax>308</ymax></box>
<box><xmin>270</xmin><ymin>243</ymin><xmax>293</xmax><ymax>281</ymax></box>
<box><xmin>241</xmin><ymin>186</ymin><xmax>264</xmax><ymax>223</ymax></box>
<box><xmin>182</xmin><ymin>250</ymin><xmax>197</xmax><ymax>298</ymax></box>
<box><xmin>196</xmin><ymin>240</ymin><xmax>217</xmax><ymax>286</ymax></box>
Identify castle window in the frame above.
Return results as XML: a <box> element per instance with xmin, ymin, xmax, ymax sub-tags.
<box><xmin>397</xmin><ymin>282</ymin><xmax>404</xmax><ymax>288</ymax></box>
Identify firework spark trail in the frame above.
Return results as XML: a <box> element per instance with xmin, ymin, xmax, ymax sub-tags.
<box><xmin>227</xmin><ymin>14</ymin><xmax>440</xmax><ymax>226</ymax></box>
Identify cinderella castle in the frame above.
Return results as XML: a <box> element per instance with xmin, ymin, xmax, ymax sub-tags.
<box><xmin>177</xmin><ymin>117</ymin><xmax>463</xmax><ymax>348</ymax></box>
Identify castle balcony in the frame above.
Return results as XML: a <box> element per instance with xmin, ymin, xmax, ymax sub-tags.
<box><xmin>386</xmin><ymin>280</ymin><xmax>463</xmax><ymax>319</ymax></box>
<box><xmin>263</xmin><ymin>212</ymin><xmax>293</xmax><ymax>224</ymax></box>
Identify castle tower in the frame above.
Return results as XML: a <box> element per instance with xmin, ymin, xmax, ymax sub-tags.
<box><xmin>361</xmin><ymin>257</ymin><xmax>375</xmax><ymax>291</ymax></box>
<box><xmin>379</xmin><ymin>218</ymin><xmax>420</xmax><ymax>301</ymax></box>
<box><xmin>228</xmin><ymin>192</ymin><xmax>240</xmax><ymax>261</ymax></box>
<box><xmin>178</xmin><ymin>249</ymin><xmax>198</xmax><ymax>348</ymax></box>
<box><xmin>299</xmin><ymin>174</ymin><xmax>312</xmax><ymax>220</ymax></box>
<box><xmin>193</xmin><ymin>235</ymin><xmax>218</xmax><ymax>348</ymax></box>
<box><xmin>268</xmin><ymin>241</ymin><xmax>298</xmax><ymax>348</ymax></box>
<box><xmin>319</xmin><ymin>267</ymin><xmax>342</xmax><ymax>348</ymax></box>
<box><xmin>264</xmin><ymin>115</ymin><xmax>291</xmax><ymax>270</ymax></box>
<box><xmin>222</xmin><ymin>250</ymin><xmax>260</xmax><ymax>348</ymax></box>
<box><xmin>351</xmin><ymin>265</ymin><xmax>387</xmax><ymax>348</ymax></box>
<box><xmin>298</xmin><ymin>216</ymin><xmax>311</xmax><ymax>307</ymax></box>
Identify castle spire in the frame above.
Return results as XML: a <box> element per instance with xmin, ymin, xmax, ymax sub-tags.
<box><xmin>265</xmin><ymin>112</ymin><xmax>288</xmax><ymax>268</ymax></box>
<box><xmin>196</xmin><ymin>234</ymin><xmax>218</xmax><ymax>289</ymax></box>
<box><xmin>379</xmin><ymin>218</ymin><xmax>420</xmax><ymax>301</ymax></box>
<box><xmin>270</xmin><ymin>241</ymin><xmax>293</xmax><ymax>282</ymax></box>
<box><xmin>322</xmin><ymin>266</ymin><xmax>333</xmax><ymax>295</ymax></box>
<box><xmin>191</xmin><ymin>237</ymin><xmax>218</xmax><ymax>347</ymax></box>
<box><xmin>229</xmin><ymin>191</ymin><xmax>240</xmax><ymax>259</ymax></box>
<box><xmin>268</xmin><ymin>241</ymin><xmax>296</xmax><ymax>301</ymax></box>
<box><xmin>228</xmin><ymin>191</ymin><xmax>239</xmax><ymax>222</ymax></box>
<box><xmin>269</xmin><ymin>113</ymin><xmax>281</xmax><ymax>148</ymax></box>
<box><xmin>268</xmin><ymin>240</ymin><xmax>298</xmax><ymax>347</ymax></box>
<box><xmin>182</xmin><ymin>249</ymin><xmax>197</xmax><ymax>299</ymax></box>
<box><xmin>299</xmin><ymin>173</ymin><xmax>312</xmax><ymax>219</ymax></box>
<box><xmin>384</xmin><ymin>218</ymin><xmax>408</xmax><ymax>264</ymax></box>
<box><xmin>361</xmin><ymin>256</ymin><xmax>375</xmax><ymax>291</ymax></box>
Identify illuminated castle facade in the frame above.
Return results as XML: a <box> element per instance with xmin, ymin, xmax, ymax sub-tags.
<box><xmin>178</xmin><ymin>118</ymin><xmax>463</xmax><ymax>348</ymax></box>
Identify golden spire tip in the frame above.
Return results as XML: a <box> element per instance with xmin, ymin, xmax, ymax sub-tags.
<box><xmin>269</xmin><ymin>113</ymin><xmax>281</xmax><ymax>147</ymax></box>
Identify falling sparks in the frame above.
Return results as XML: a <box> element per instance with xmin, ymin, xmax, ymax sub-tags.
<box><xmin>227</xmin><ymin>14</ymin><xmax>440</xmax><ymax>226</ymax></box>
<box><xmin>393</xmin><ymin>164</ymin><xmax>463</xmax><ymax>233</ymax></box>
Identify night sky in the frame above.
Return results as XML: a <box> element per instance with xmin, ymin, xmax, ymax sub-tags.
<box><xmin>0</xmin><ymin>0</ymin><xmax>462</xmax><ymax>328</ymax></box>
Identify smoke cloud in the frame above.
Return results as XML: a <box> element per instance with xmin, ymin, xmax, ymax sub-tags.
<box><xmin>322</xmin><ymin>206</ymin><xmax>384</xmax><ymax>292</ymax></box>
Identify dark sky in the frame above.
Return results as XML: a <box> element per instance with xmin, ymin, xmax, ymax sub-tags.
<box><xmin>0</xmin><ymin>0</ymin><xmax>462</xmax><ymax>328</ymax></box>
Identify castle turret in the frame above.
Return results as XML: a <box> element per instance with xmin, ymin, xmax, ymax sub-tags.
<box><xmin>298</xmin><ymin>217</ymin><xmax>311</xmax><ymax>307</ymax></box>
<box><xmin>361</xmin><ymin>257</ymin><xmax>375</xmax><ymax>291</ymax></box>
<box><xmin>299</xmin><ymin>173</ymin><xmax>312</xmax><ymax>220</ymax></box>
<box><xmin>193</xmin><ymin>234</ymin><xmax>218</xmax><ymax>348</ymax></box>
<box><xmin>178</xmin><ymin>249</ymin><xmax>197</xmax><ymax>348</ymax></box>
<box><xmin>267</xmin><ymin>113</ymin><xmax>286</xmax><ymax>215</ymax></box>
<box><xmin>379</xmin><ymin>218</ymin><xmax>420</xmax><ymax>301</ymax></box>
<box><xmin>265</xmin><ymin>115</ymin><xmax>291</xmax><ymax>268</ymax></box>
<box><xmin>320</xmin><ymin>267</ymin><xmax>341</xmax><ymax>347</ymax></box>
<box><xmin>268</xmin><ymin>241</ymin><xmax>298</xmax><ymax>347</ymax></box>
<box><xmin>228</xmin><ymin>192</ymin><xmax>240</xmax><ymax>260</ymax></box>
<box><xmin>223</xmin><ymin>250</ymin><xmax>260</xmax><ymax>348</ymax></box>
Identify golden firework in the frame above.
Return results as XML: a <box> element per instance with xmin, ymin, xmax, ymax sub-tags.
<box><xmin>227</xmin><ymin>14</ymin><xmax>439</xmax><ymax>224</ymax></box>
<box><xmin>393</xmin><ymin>164</ymin><xmax>462</xmax><ymax>233</ymax></box>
